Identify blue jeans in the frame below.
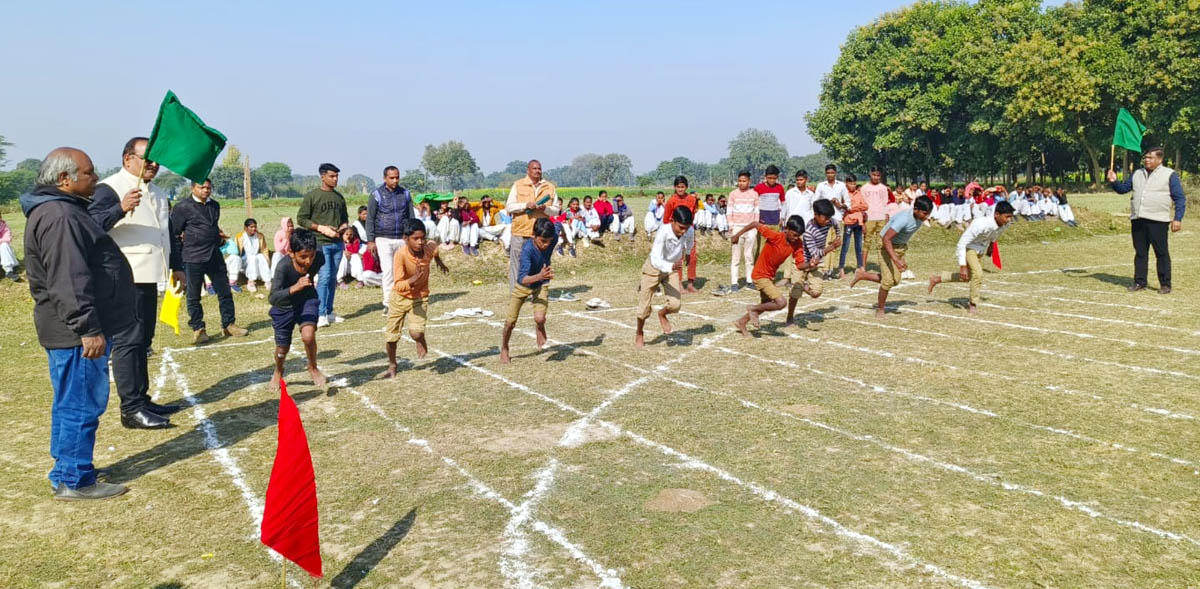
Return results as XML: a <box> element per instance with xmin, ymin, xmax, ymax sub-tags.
<box><xmin>46</xmin><ymin>346</ymin><xmax>111</xmax><ymax>489</ymax></box>
<box><xmin>839</xmin><ymin>224</ymin><xmax>864</xmax><ymax>270</ymax></box>
<box><xmin>317</xmin><ymin>243</ymin><xmax>343</xmax><ymax>316</ymax></box>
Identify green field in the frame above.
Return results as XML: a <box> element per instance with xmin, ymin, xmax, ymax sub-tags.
<box><xmin>1</xmin><ymin>195</ymin><xmax>1198</xmax><ymax>587</ymax></box>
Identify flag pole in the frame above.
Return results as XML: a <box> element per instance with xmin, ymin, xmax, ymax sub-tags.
<box><xmin>1109</xmin><ymin>144</ymin><xmax>1115</xmax><ymax>173</ymax></box>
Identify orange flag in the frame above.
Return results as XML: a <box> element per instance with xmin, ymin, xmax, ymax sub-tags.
<box><xmin>260</xmin><ymin>380</ymin><xmax>322</xmax><ymax>578</ymax></box>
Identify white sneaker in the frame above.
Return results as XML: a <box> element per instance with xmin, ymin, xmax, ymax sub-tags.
<box><xmin>901</xmin><ymin>270</ymin><xmax>915</xmax><ymax>280</ymax></box>
<box><xmin>329</xmin><ymin>313</ymin><xmax>345</xmax><ymax>324</ymax></box>
<box><xmin>317</xmin><ymin>315</ymin><xmax>330</xmax><ymax>328</ymax></box>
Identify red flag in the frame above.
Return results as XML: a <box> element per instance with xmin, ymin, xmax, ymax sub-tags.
<box><xmin>260</xmin><ymin>380</ymin><xmax>322</xmax><ymax>578</ymax></box>
<box><xmin>990</xmin><ymin>241</ymin><xmax>1003</xmax><ymax>270</ymax></box>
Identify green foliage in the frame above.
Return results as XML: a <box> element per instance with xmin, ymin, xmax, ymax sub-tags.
<box><xmin>209</xmin><ymin>165</ymin><xmax>244</xmax><ymax>199</ymax></box>
<box><xmin>14</xmin><ymin>159</ymin><xmax>40</xmax><ymax>173</ymax></box>
<box><xmin>255</xmin><ymin>162</ymin><xmax>292</xmax><ymax>197</ymax></box>
<box><xmin>399</xmin><ymin>168</ymin><xmax>429</xmax><ymax>193</ymax></box>
<box><xmin>421</xmin><ymin>140</ymin><xmax>479</xmax><ymax>190</ymax></box>
<box><xmin>724</xmin><ymin>128</ymin><xmax>789</xmax><ymax>181</ymax></box>
<box><xmin>0</xmin><ymin>168</ymin><xmax>35</xmax><ymax>204</ymax></box>
<box><xmin>154</xmin><ymin>171</ymin><xmax>187</xmax><ymax>196</ymax></box>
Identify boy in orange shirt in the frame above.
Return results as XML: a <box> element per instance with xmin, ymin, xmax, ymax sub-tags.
<box><xmin>382</xmin><ymin>218</ymin><xmax>449</xmax><ymax>378</ymax></box>
<box><xmin>728</xmin><ymin>216</ymin><xmax>807</xmax><ymax>336</ymax></box>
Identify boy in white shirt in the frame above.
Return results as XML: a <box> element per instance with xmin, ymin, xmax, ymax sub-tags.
<box><xmin>814</xmin><ymin>164</ymin><xmax>849</xmax><ymax>277</ymax></box>
<box><xmin>927</xmin><ymin>201</ymin><xmax>1014</xmax><ymax>314</ymax></box>
<box><xmin>635</xmin><ymin>207</ymin><xmax>695</xmax><ymax>348</ymax></box>
<box><xmin>784</xmin><ymin>169</ymin><xmax>816</xmax><ymax>226</ymax></box>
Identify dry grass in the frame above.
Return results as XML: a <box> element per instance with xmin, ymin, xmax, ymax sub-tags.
<box><xmin>0</xmin><ymin>204</ymin><xmax>1197</xmax><ymax>587</ymax></box>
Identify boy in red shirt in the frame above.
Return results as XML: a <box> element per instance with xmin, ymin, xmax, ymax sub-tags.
<box><xmin>754</xmin><ymin>164</ymin><xmax>787</xmax><ymax>227</ymax></box>
<box><xmin>728</xmin><ymin>215</ymin><xmax>807</xmax><ymax>336</ymax></box>
<box><xmin>661</xmin><ymin>176</ymin><xmax>700</xmax><ymax>292</ymax></box>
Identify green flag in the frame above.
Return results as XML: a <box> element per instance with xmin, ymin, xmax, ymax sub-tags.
<box><xmin>1112</xmin><ymin>108</ymin><xmax>1146</xmax><ymax>153</ymax></box>
<box><xmin>145</xmin><ymin>91</ymin><xmax>227</xmax><ymax>183</ymax></box>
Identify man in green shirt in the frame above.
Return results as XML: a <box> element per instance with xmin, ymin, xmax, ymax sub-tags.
<box><xmin>296</xmin><ymin>163</ymin><xmax>349</xmax><ymax>326</ymax></box>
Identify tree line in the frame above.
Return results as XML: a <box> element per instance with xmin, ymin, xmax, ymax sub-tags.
<box><xmin>806</xmin><ymin>0</ymin><xmax>1199</xmax><ymax>186</ymax></box>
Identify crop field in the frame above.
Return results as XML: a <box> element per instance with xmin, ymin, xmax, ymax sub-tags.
<box><xmin>1</xmin><ymin>195</ymin><xmax>1197</xmax><ymax>587</ymax></box>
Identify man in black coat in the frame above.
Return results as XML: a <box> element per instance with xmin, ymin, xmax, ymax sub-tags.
<box><xmin>169</xmin><ymin>179</ymin><xmax>247</xmax><ymax>344</ymax></box>
<box><xmin>21</xmin><ymin>148</ymin><xmax>134</xmax><ymax>500</ymax></box>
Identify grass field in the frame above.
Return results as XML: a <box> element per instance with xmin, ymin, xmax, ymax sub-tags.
<box><xmin>1</xmin><ymin>195</ymin><xmax>1198</xmax><ymax>587</ymax></box>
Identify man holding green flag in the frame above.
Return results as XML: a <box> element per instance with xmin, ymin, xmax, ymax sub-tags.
<box><xmin>1108</xmin><ymin>146</ymin><xmax>1186</xmax><ymax>294</ymax></box>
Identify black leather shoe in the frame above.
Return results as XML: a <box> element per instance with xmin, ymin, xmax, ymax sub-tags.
<box><xmin>1160</xmin><ymin>286</ymin><xmax>1172</xmax><ymax>294</ymax></box>
<box><xmin>146</xmin><ymin>401</ymin><xmax>185</xmax><ymax>415</ymax></box>
<box><xmin>1127</xmin><ymin>284</ymin><xmax>1146</xmax><ymax>292</ymax></box>
<box><xmin>121</xmin><ymin>409</ymin><xmax>171</xmax><ymax>429</ymax></box>
<box><xmin>53</xmin><ymin>481</ymin><xmax>128</xmax><ymax>501</ymax></box>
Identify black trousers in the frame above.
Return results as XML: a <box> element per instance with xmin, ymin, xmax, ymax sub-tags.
<box><xmin>1131</xmin><ymin>218</ymin><xmax>1171</xmax><ymax>288</ymax></box>
<box><xmin>185</xmin><ymin>253</ymin><xmax>236</xmax><ymax>331</ymax></box>
<box><xmin>110</xmin><ymin>283</ymin><xmax>157</xmax><ymax>415</ymax></box>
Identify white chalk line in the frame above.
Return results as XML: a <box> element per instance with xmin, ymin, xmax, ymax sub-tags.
<box><xmin>985</xmin><ymin>280</ymin><xmax>1200</xmax><ymax>317</ymax></box>
<box><xmin>334</xmin><ymin>370</ymin><xmax>625</xmax><ymax>589</ymax></box>
<box><xmin>971</xmin><ymin>301</ymin><xmax>1200</xmax><ymax>337</ymax></box>
<box><xmin>546</xmin><ymin>312</ymin><xmax>1200</xmax><ymax>549</ymax></box>
<box><xmin>162</xmin><ymin>350</ymin><xmax>301</xmax><ymax>587</ymax></box>
<box><xmin>429</xmin><ymin>339</ymin><xmax>988</xmax><ymax>588</ymax></box>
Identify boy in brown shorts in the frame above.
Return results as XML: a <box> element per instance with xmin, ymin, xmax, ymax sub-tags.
<box><xmin>851</xmin><ymin>196</ymin><xmax>933</xmax><ymax>318</ymax></box>
<box><xmin>635</xmin><ymin>207</ymin><xmax>695</xmax><ymax>348</ymax></box>
<box><xmin>382</xmin><ymin>218</ymin><xmax>449</xmax><ymax>378</ymax></box>
<box><xmin>500</xmin><ymin>218</ymin><xmax>557</xmax><ymax>364</ymax></box>
<box><xmin>787</xmin><ymin>199</ymin><xmax>840</xmax><ymax>325</ymax></box>
<box><xmin>729</xmin><ymin>216</ymin><xmax>807</xmax><ymax>336</ymax></box>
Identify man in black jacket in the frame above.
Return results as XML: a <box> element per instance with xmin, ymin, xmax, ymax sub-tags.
<box><xmin>170</xmin><ymin>179</ymin><xmax>248</xmax><ymax>344</ymax></box>
<box><xmin>22</xmin><ymin>148</ymin><xmax>133</xmax><ymax>500</ymax></box>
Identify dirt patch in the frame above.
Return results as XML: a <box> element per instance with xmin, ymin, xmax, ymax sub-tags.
<box><xmin>644</xmin><ymin>488</ymin><xmax>716</xmax><ymax>513</ymax></box>
<box><xmin>781</xmin><ymin>404</ymin><xmax>825</xmax><ymax>417</ymax></box>
<box><xmin>478</xmin><ymin>422</ymin><xmax>571</xmax><ymax>455</ymax></box>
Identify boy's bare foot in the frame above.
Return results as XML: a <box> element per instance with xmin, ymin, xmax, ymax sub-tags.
<box><xmin>309</xmin><ymin>366</ymin><xmax>327</xmax><ymax>388</ymax></box>
<box><xmin>269</xmin><ymin>372</ymin><xmax>283</xmax><ymax>393</ymax></box>
<box><xmin>535</xmin><ymin>326</ymin><xmax>547</xmax><ymax>349</ymax></box>
<box><xmin>733</xmin><ymin>316</ymin><xmax>750</xmax><ymax>337</ymax></box>
<box><xmin>927</xmin><ymin>275</ymin><xmax>941</xmax><ymax>294</ymax></box>
<box><xmin>849</xmin><ymin>269</ymin><xmax>865</xmax><ymax>289</ymax></box>
<box><xmin>377</xmin><ymin>364</ymin><xmax>397</xmax><ymax>379</ymax></box>
<box><xmin>658</xmin><ymin>312</ymin><xmax>673</xmax><ymax>334</ymax></box>
<box><xmin>499</xmin><ymin>348</ymin><xmax>511</xmax><ymax>364</ymax></box>
<box><xmin>685</xmin><ymin>282</ymin><xmax>699</xmax><ymax>294</ymax></box>
<box><xmin>746</xmin><ymin>305</ymin><xmax>760</xmax><ymax>328</ymax></box>
<box><xmin>414</xmin><ymin>340</ymin><xmax>428</xmax><ymax>359</ymax></box>
<box><xmin>634</xmin><ymin>333</ymin><xmax>645</xmax><ymax>348</ymax></box>
<box><xmin>967</xmin><ymin>303</ymin><xmax>977</xmax><ymax>315</ymax></box>
<box><xmin>875</xmin><ymin>307</ymin><xmax>886</xmax><ymax>319</ymax></box>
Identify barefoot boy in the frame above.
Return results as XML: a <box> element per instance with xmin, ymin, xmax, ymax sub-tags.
<box><xmin>500</xmin><ymin>218</ymin><xmax>557</xmax><ymax>364</ymax></box>
<box><xmin>383</xmin><ymin>218</ymin><xmax>449</xmax><ymax>378</ymax></box>
<box><xmin>850</xmin><ymin>195</ymin><xmax>934</xmax><ymax>317</ymax></box>
<box><xmin>927</xmin><ymin>200</ymin><xmax>1014</xmax><ymax>314</ymax></box>
<box><xmin>729</xmin><ymin>216</ymin><xmax>807</xmax><ymax>336</ymax></box>
<box><xmin>635</xmin><ymin>206</ymin><xmax>695</xmax><ymax>347</ymax></box>
<box><xmin>786</xmin><ymin>199</ymin><xmax>841</xmax><ymax>324</ymax></box>
<box><xmin>268</xmin><ymin>229</ymin><xmax>326</xmax><ymax>389</ymax></box>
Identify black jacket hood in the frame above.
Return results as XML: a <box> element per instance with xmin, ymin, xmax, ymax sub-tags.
<box><xmin>21</xmin><ymin>185</ymin><xmax>89</xmax><ymax>218</ymax></box>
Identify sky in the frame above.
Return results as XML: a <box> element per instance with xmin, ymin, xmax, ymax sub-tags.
<box><xmin>0</xmin><ymin>0</ymin><xmax>1054</xmax><ymax>177</ymax></box>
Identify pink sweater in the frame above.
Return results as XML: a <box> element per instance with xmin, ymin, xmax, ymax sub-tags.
<box><xmin>861</xmin><ymin>183</ymin><xmax>890</xmax><ymax>221</ymax></box>
<box><xmin>726</xmin><ymin>188</ymin><xmax>759</xmax><ymax>229</ymax></box>
<box><xmin>0</xmin><ymin>220</ymin><xmax>10</xmax><ymax>245</ymax></box>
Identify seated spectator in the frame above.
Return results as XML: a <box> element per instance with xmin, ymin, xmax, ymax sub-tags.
<box><xmin>455</xmin><ymin>195</ymin><xmax>482</xmax><ymax>256</ymax></box>
<box><xmin>435</xmin><ymin>200</ymin><xmax>460</xmax><ymax>247</ymax></box>
<box><xmin>0</xmin><ymin>210</ymin><xmax>19</xmax><ymax>281</ymax></box>
<box><xmin>219</xmin><ymin>233</ymin><xmax>242</xmax><ymax>293</ymax></box>
<box><xmin>644</xmin><ymin>192</ymin><xmax>665</xmax><ymax>236</ymax></box>
<box><xmin>416</xmin><ymin>201</ymin><xmax>439</xmax><ymax>240</ymax></box>
<box><xmin>337</xmin><ymin>227</ymin><xmax>367</xmax><ymax>288</ymax></box>
<box><xmin>715</xmin><ymin>195</ymin><xmax>729</xmax><ymax>235</ymax></box>
<box><xmin>582</xmin><ymin>196</ymin><xmax>602</xmax><ymax>244</ymax></box>
<box><xmin>236</xmin><ymin>218</ymin><xmax>272</xmax><ymax>292</ymax></box>
<box><xmin>353</xmin><ymin>205</ymin><xmax>368</xmax><ymax>243</ymax></box>
<box><xmin>557</xmin><ymin>198</ymin><xmax>586</xmax><ymax>256</ymax></box>
<box><xmin>475</xmin><ymin>195</ymin><xmax>506</xmax><ymax>245</ymax></box>
<box><xmin>612</xmin><ymin>194</ymin><xmax>636</xmax><ymax>241</ymax></box>
<box><xmin>594</xmin><ymin>191</ymin><xmax>615</xmax><ymax>237</ymax></box>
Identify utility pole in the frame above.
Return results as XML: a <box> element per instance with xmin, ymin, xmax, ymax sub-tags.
<box><xmin>243</xmin><ymin>154</ymin><xmax>252</xmax><ymax>217</ymax></box>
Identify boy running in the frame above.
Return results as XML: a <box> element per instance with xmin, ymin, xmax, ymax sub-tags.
<box><xmin>729</xmin><ymin>216</ymin><xmax>807</xmax><ymax>336</ymax></box>
<box><xmin>268</xmin><ymin>229</ymin><xmax>325</xmax><ymax>389</ymax></box>
<box><xmin>635</xmin><ymin>207</ymin><xmax>695</xmax><ymax>348</ymax></box>
<box><xmin>500</xmin><ymin>218</ymin><xmax>558</xmax><ymax>364</ymax></box>
<box><xmin>927</xmin><ymin>200</ymin><xmax>1014</xmax><ymax>314</ymax></box>
<box><xmin>850</xmin><ymin>196</ymin><xmax>934</xmax><ymax>317</ymax></box>
<box><xmin>787</xmin><ymin>199</ymin><xmax>841</xmax><ymax>325</ymax></box>
<box><xmin>382</xmin><ymin>218</ymin><xmax>449</xmax><ymax>378</ymax></box>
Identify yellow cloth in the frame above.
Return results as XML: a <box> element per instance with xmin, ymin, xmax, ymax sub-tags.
<box><xmin>159</xmin><ymin>278</ymin><xmax>182</xmax><ymax>334</ymax></box>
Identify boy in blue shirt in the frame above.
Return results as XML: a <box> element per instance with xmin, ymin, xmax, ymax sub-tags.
<box><xmin>500</xmin><ymin>218</ymin><xmax>557</xmax><ymax>364</ymax></box>
<box><xmin>850</xmin><ymin>196</ymin><xmax>934</xmax><ymax>318</ymax></box>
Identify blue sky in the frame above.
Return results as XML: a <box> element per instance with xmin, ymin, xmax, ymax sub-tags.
<box><xmin>0</xmin><ymin>0</ymin><xmax>1057</xmax><ymax>177</ymax></box>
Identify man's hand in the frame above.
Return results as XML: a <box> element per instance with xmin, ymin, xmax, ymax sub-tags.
<box><xmin>81</xmin><ymin>334</ymin><xmax>106</xmax><ymax>359</ymax></box>
<box><xmin>172</xmin><ymin>271</ymin><xmax>187</xmax><ymax>293</ymax></box>
<box><xmin>1171</xmin><ymin>220</ymin><xmax>1182</xmax><ymax>233</ymax></box>
<box><xmin>317</xmin><ymin>225</ymin><xmax>339</xmax><ymax>239</ymax></box>
<box><xmin>1106</xmin><ymin>169</ymin><xmax>1117</xmax><ymax>183</ymax></box>
<box><xmin>526</xmin><ymin>202</ymin><xmax>537</xmax><ymax>211</ymax></box>
<box><xmin>959</xmin><ymin>265</ymin><xmax>969</xmax><ymax>282</ymax></box>
<box><xmin>120</xmin><ymin>188</ymin><xmax>142</xmax><ymax>213</ymax></box>
<box><xmin>219</xmin><ymin>230</ymin><xmax>229</xmax><ymax>239</ymax></box>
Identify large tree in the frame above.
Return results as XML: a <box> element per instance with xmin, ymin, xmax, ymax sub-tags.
<box><xmin>255</xmin><ymin>162</ymin><xmax>293</xmax><ymax>197</ymax></box>
<box><xmin>725</xmin><ymin>129</ymin><xmax>789</xmax><ymax>181</ymax></box>
<box><xmin>421</xmin><ymin>140</ymin><xmax>479</xmax><ymax>190</ymax></box>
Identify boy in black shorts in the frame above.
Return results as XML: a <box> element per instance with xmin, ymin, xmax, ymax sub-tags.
<box><xmin>268</xmin><ymin>229</ymin><xmax>326</xmax><ymax>389</ymax></box>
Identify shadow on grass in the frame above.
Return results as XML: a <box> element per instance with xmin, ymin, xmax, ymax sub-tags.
<box><xmin>515</xmin><ymin>333</ymin><xmax>606</xmax><ymax>361</ymax></box>
<box><xmin>152</xmin><ymin>584</ymin><xmax>184</xmax><ymax>589</ymax></box>
<box><xmin>343</xmin><ymin>303</ymin><xmax>385</xmax><ymax>321</ymax></box>
<box><xmin>1067</xmin><ymin>271</ymin><xmax>1139</xmax><ymax>289</ymax></box>
<box><xmin>106</xmin><ymin>388</ymin><xmax>324</xmax><ymax>484</ymax></box>
<box><xmin>330</xmin><ymin>508</ymin><xmax>418</xmax><ymax>589</ymax></box>
<box><xmin>649</xmin><ymin>323</ymin><xmax>715</xmax><ymax>346</ymax></box>
<box><xmin>430</xmin><ymin>291</ymin><xmax>468</xmax><ymax>305</ymax></box>
<box><xmin>552</xmin><ymin>284</ymin><xmax>592</xmax><ymax>296</ymax></box>
<box><xmin>344</xmin><ymin>351</ymin><xmax>387</xmax><ymax>366</ymax></box>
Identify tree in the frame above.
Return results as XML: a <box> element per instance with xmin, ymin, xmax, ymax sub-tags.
<box><xmin>651</xmin><ymin>157</ymin><xmax>708</xmax><ymax>185</ymax></box>
<box><xmin>255</xmin><ymin>162</ymin><xmax>293</xmax><ymax>197</ymax></box>
<box><xmin>421</xmin><ymin>140</ymin><xmax>479</xmax><ymax>190</ymax></box>
<box><xmin>594</xmin><ymin>153</ymin><xmax>634</xmax><ymax>186</ymax></box>
<box><xmin>344</xmin><ymin>174</ymin><xmax>375</xmax><ymax>195</ymax></box>
<box><xmin>399</xmin><ymin>168</ymin><xmax>429</xmax><ymax>193</ymax></box>
<box><xmin>154</xmin><ymin>171</ymin><xmax>187</xmax><ymax>195</ymax></box>
<box><xmin>504</xmin><ymin>159</ymin><xmax>529</xmax><ymax>175</ymax></box>
<box><xmin>0</xmin><ymin>134</ymin><xmax>11</xmax><ymax>166</ymax></box>
<box><xmin>220</xmin><ymin>145</ymin><xmax>244</xmax><ymax>168</ymax></box>
<box><xmin>15</xmin><ymin>158</ymin><xmax>40</xmax><ymax>172</ymax></box>
<box><xmin>209</xmin><ymin>165</ymin><xmax>244</xmax><ymax>199</ymax></box>
<box><xmin>725</xmin><ymin>129</ymin><xmax>789</xmax><ymax>181</ymax></box>
<box><xmin>0</xmin><ymin>169</ymin><xmax>35</xmax><ymax>204</ymax></box>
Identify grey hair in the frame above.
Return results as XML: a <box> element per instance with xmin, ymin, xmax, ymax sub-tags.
<box><xmin>36</xmin><ymin>153</ymin><xmax>80</xmax><ymax>186</ymax></box>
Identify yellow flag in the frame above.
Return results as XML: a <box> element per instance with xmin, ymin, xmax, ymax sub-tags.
<box><xmin>159</xmin><ymin>278</ymin><xmax>182</xmax><ymax>335</ymax></box>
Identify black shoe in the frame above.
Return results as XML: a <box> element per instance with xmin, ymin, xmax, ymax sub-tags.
<box><xmin>53</xmin><ymin>481</ymin><xmax>128</xmax><ymax>501</ymax></box>
<box><xmin>121</xmin><ymin>409</ymin><xmax>170</xmax><ymax>429</ymax></box>
<box><xmin>146</xmin><ymin>401</ymin><xmax>185</xmax><ymax>415</ymax></box>
<box><xmin>1127</xmin><ymin>284</ymin><xmax>1146</xmax><ymax>293</ymax></box>
<box><xmin>1159</xmin><ymin>286</ymin><xmax>1172</xmax><ymax>295</ymax></box>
